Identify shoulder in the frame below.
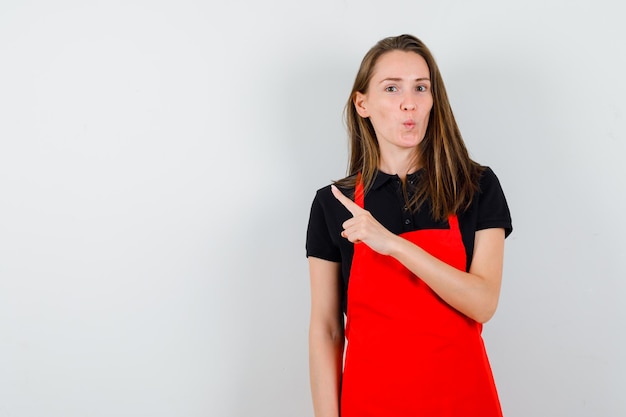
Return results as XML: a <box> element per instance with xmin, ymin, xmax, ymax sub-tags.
<box><xmin>478</xmin><ymin>166</ymin><xmax>503</xmax><ymax>191</ymax></box>
<box><xmin>306</xmin><ymin>181</ymin><xmax>354</xmax><ymax>262</ymax></box>
<box><xmin>313</xmin><ymin>174</ymin><xmax>357</xmax><ymax>206</ymax></box>
<box><xmin>311</xmin><ymin>184</ymin><xmax>339</xmax><ymax>208</ymax></box>
<box><xmin>473</xmin><ymin>166</ymin><xmax>513</xmax><ymax>237</ymax></box>
<box><xmin>309</xmin><ymin>180</ymin><xmax>353</xmax><ymax>220</ymax></box>
<box><xmin>476</xmin><ymin>166</ymin><xmax>510</xmax><ymax>205</ymax></box>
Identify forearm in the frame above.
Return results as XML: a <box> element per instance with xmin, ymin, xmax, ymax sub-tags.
<box><xmin>388</xmin><ymin>229</ymin><xmax>504</xmax><ymax>323</ymax></box>
<box><xmin>309</xmin><ymin>327</ymin><xmax>344</xmax><ymax>417</ymax></box>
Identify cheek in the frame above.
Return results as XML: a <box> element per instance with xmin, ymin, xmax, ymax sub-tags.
<box><xmin>422</xmin><ymin>100</ymin><xmax>434</xmax><ymax>119</ymax></box>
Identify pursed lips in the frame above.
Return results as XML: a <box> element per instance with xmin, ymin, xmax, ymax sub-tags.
<box><xmin>403</xmin><ymin>120</ymin><xmax>416</xmax><ymax>129</ymax></box>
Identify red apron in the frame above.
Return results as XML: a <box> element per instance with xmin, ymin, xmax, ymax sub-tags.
<box><xmin>341</xmin><ymin>178</ymin><xmax>502</xmax><ymax>417</ymax></box>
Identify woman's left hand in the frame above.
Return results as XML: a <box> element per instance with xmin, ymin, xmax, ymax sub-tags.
<box><xmin>331</xmin><ymin>185</ymin><xmax>399</xmax><ymax>255</ymax></box>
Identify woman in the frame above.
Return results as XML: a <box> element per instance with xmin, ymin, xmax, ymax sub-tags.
<box><xmin>306</xmin><ymin>34</ymin><xmax>512</xmax><ymax>416</ymax></box>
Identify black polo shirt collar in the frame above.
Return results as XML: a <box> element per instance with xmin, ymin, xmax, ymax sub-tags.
<box><xmin>371</xmin><ymin>169</ymin><xmax>424</xmax><ymax>190</ymax></box>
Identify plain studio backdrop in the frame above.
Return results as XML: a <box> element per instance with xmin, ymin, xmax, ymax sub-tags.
<box><xmin>1</xmin><ymin>0</ymin><xmax>624</xmax><ymax>416</ymax></box>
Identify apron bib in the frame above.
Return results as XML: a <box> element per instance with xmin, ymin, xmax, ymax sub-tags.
<box><xmin>340</xmin><ymin>177</ymin><xmax>503</xmax><ymax>417</ymax></box>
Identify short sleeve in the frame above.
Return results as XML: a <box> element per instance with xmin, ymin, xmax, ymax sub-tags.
<box><xmin>306</xmin><ymin>188</ymin><xmax>342</xmax><ymax>261</ymax></box>
<box><xmin>476</xmin><ymin>167</ymin><xmax>513</xmax><ymax>237</ymax></box>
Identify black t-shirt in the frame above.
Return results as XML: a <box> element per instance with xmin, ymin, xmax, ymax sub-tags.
<box><xmin>306</xmin><ymin>166</ymin><xmax>512</xmax><ymax>312</ymax></box>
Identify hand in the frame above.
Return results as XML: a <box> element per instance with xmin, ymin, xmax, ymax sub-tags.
<box><xmin>331</xmin><ymin>185</ymin><xmax>399</xmax><ymax>256</ymax></box>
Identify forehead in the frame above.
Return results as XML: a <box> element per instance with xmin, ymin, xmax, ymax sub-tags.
<box><xmin>371</xmin><ymin>50</ymin><xmax>430</xmax><ymax>80</ymax></box>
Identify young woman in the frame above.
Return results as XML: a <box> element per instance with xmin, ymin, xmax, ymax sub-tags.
<box><xmin>306</xmin><ymin>34</ymin><xmax>512</xmax><ymax>417</ymax></box>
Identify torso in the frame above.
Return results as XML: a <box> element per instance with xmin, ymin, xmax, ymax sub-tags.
<box><xmin>339</xmin><ymin>175</ymin><xmax>504</xmax><ymax>416</ymax></box>
<box><xmin>305</xmin><ymin>166</ymin><xmax>512</xmax><ymax>314</ymax></box>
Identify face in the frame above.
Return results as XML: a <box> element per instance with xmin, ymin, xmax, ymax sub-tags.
<box><xmin>354</xmin><ymin>50</ymin><xmax>433</xmax><ymax>156</ymax></box>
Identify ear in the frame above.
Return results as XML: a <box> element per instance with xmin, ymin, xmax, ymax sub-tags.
<box><xmin>353</xmin><ymin>92</ymin><xmax>369</xmax><ymax>118</ymax></box>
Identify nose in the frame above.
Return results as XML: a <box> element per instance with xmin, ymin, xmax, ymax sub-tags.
<box><xmin>401</xmin><ymin>98</ymin><xmax>416</xmax><ymax>111</ymax></box>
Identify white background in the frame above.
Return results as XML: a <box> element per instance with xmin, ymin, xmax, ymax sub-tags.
<box><xmin>1</xmin><ymin>1</ymin><xmax>625</xmax><ymax>416</ymax></box>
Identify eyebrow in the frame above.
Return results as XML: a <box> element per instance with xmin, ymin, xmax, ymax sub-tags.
<box><xmin>379</xmin><ymin>77</ymin><xmax>431</xmax><ymax>84</ymax></box>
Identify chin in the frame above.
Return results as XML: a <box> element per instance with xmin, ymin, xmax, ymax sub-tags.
<box><xmin>398</xmin><ymin>137</ymin><xmax>424</xmax><ymax>148</ymax></box>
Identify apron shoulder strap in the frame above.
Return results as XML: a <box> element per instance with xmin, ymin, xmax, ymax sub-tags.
<box><xmin>355</xmin><ymin>172</ymin><xmax>365</xmax><ymax>208</ymax></box>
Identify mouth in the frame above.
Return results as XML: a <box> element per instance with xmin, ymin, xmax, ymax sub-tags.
<box><xmin>403</xmin><ymin>120</ymin><xmax>416</xmax><ymax>129</ymax></box>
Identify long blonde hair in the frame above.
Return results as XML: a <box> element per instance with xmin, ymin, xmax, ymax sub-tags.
<box><xmin>336</xmin><ymin>34</ymin><xmax>483</xmax><ymax>220</ymax></box>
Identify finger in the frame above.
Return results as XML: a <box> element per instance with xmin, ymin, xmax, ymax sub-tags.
<box><xmin>331</xmin><ymin>185</ymin><xmax>364</xmax><ymax>217</ymax></box>
<box><xmin>341</xmin><ymin>230</ymin><xmax>361</xmax><ymax>244</ymax></box>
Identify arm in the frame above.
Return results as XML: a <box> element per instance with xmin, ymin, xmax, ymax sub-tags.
<box><xmin>331</xmin><ymin>185</ymin><xmax>505</xmax><ymax>323</ymax></box>
<box><xmin>308</xmin><ymin>257</ymin><xmax>344</xmax><ymax>417</ymax></box>
<box><xmin>389</xmin><ymin>227</ymin><xmax>504</xmax><ymax>323</ymax></box>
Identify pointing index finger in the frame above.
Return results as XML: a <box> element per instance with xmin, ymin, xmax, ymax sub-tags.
<box><xmin>331</xmin><ymin>185</ymin><xmax>363</xmax><ymax>217</ymax></box>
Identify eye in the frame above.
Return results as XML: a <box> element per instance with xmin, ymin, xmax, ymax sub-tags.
<box><xmin>385</xmin><ymin>85</ymin><xmax>398</xmax><ymax>92</ymax></box>
<box><xmin>416</xmin><ymin>85</ymin><xmax>428</xmax><ymax>92</ymax></box>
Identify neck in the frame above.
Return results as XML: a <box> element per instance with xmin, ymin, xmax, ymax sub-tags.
<box><xmin>378</xmin><ymin>148</ymin><xmax>420</xmax><ymax>180</ymax></box>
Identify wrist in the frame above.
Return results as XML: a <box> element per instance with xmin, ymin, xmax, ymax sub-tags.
<box><xmin>386</xmin><ymin>233</ymin><xmax>407</xmax><ymax>258</ymax></box>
